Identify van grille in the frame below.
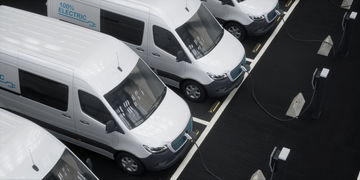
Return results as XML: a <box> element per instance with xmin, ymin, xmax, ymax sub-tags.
<box><xmin>230</xmin><ymin>65</ymin><xmax>242</xmax><ymax>80</ymax></box>
<box><xmin>230</xmin><ymin>56</ymin><xmax>246</xmax><ymax>80</ymax></box>
<box><xmin>171</xmin><ymin>119</ymin><xmax>193</xmax><ymax>152</ymax></box>
<box><xmin>266</xmin><ymin>4</ymin><xmax>279</xmax><ymax>22</ymax></box>
<box><xmin>267</xmin><ymin>10</ymin><xmax>277</xmax><ymax>22</ymax></box>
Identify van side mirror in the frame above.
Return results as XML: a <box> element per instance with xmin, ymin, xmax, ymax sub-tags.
<box><xmin>85</xmin><ymin>158</ymin><xmax>94</xmax><ymax>171</ymax></box>
<box><xmin>106</xmin><ymin>120</ymin><xmax>117</xmax><ymax>133</ymax></box>
<box><xmin>176</xmin><ymin>50</ymin><xmax>189</xmax><ymax>63</ymax></box>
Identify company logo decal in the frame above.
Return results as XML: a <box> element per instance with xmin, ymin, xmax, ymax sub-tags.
<box><xmin>58</xmin><ymin>2</ymin><xmax>96</xmax><ymax>28</ymax></box>
<box><xmin>0</xmin><ymin>74</ymin><xmax>16</xmax><ymax>89</ymax></box>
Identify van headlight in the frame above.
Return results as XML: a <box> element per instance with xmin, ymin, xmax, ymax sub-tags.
<box><xmin>207</xmin><ymin>72</ymin><xmax>227</xmax><ymax>81</ymax></box>
<box><xmin>143</xmin><ymin>145</ymin><xmax>168</xmax><ymax>154</ymax></box>
<box><xmin>249</xmin><ymin>15</ymin><xmax>265</xmax><ymax>21</ymax></box>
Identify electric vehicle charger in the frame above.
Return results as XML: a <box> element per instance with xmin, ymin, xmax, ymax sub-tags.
<box><xmin>280</xmin><ymin>18</ymin><xmax>336</xmax><ymax>57</ymax></box>
<box><xmin>328</xmin><ymin>0</ymin><xmax>353</xmax><ymax>9</ymax></box>
<box><xmin>184</xmin><ymin>132</ymin><xmax>223</xmax><ymax>180</ymax></box>
<box><xmin>243</xmin><ymin>67</ymin><xmax>319</xmax><ymax>122</ymax></box>
<box><xmin>281</xmin><ymin>3</ymin><xmax>355</xmax><ymax>57</ymax></box>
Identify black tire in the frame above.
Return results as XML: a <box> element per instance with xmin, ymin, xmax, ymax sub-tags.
<box><xmin>224</xmin><ymin>22</ymin><xmax>246</xmax><ymax>41</ymax></box>
<box><xmin>116</xmin><ymin>152</ymin><xmax>144</xmax><ymax>175</ymax></box>
<box><xmin>181</xmin><ymin>80</ymin><xmax>206</xmax><ymax>102</ymax></box>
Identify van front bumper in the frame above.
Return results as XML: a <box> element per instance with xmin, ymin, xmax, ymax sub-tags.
<box><xmin>204</xmin><ymin>72</ymin><xmax>245</xmax><ymax>98</ymax></box>
<box><xmin>141</xmin><ymin>139</ymin><xmax>192</xmax><ymax>171</ymax></box>
<box><xmin>245</xmin><ymin>18</ymin><xmax>278</xmax><ymax>36</ymax></box>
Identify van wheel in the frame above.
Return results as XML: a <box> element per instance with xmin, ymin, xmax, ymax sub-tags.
<box><xmin>181</xmin><ymin>80</ymin><xmax>206</xmax><ymax>102</ymax></box>
<box><xmin>224</xmin><ymin>22</ymin><xmax>246</xmax><ymax>41</ymax></box>
<box><xmin>116</xmin><ymin>152</ymin><xmax>144</xmax><ymax>175</ymax></box>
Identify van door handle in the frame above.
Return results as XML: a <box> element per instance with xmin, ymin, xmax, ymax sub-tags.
<box><xmin>62</xmin><ymin>113</ymin><xmax>71</xmax><ymax>119</ymax></box>
<box><xmin>152</xmin><ymin>52</ymin><xmax>160</xmax><ymax>57</ymax></box>
<box><xmin>80</xmin><ymin>120</ymin><xmax>90</xmax><ymax>125</ymax></box>
<box><xmin>136</xmin><ymin>47</ymin><xmax>144</xmax><ymax>52</ymax></box>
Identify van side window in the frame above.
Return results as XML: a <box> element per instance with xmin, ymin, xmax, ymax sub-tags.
<box><xmin>153</xmin><ymin>25</ymin><xmax>183</xmax><ymax>56</ymax></box>
<box><xmin>100</xmin><ymin>9</ymin><xmax>144</xmax><ymax>46</ymax></box>
<box><xmin>19</xmin><ymin>70</ymin><xmax>68</xmax><ymax>111</ymax></box>
<box><xmin>78</xmin><ymin>90</ymin><xmax>114</xmax><ymax>124</ymax></box>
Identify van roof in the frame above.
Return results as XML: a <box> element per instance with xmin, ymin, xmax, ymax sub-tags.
<box><xmin>103</xmin><ymin>0</ymin><xmax>201</xmax><ymax>29</ymax></box>
<box><xmin>0</xmin><ymin>109</ymin><xmax>65</xmax><ymax>179</ymax></box>
<box><xmin>0</xmin><ymin>5</ymin><xmax>107</xmax><ymax>69</ymax></box>
<box><xmin>0</xmin><ymin>5</ymin><xmax>138</xmax><ymax>95</ymax></box>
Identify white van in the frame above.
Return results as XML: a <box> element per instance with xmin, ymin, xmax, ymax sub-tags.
<box><xmin>0</xmin><ymin>6</ymin><xmax>193</xmax><ymax>175</ymax></box>
<box><xmin>47</xmin><ymin>0</ymin><xmax>249</xmax><ymax>102</ymax></box>
<box><xmin>0</xmin><ymin>108</ymin><xmax>98</xmax><ymax>180</ymax></box>
<box><xmin>202</xmin><ymin>0</ymin><xmax>281</xmax><ymax>41</ymax></box>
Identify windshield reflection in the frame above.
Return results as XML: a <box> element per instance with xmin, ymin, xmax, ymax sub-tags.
<box><xmin>43</xmin><ymin>149</ymin><xmax>97</xmax><ymax>180</ymax></box>
<box><xmin>176</xmin><ymin>4</ymin><xmax>223</xmax><ymax>59</ymax></box>
<box><xmin>105</xmin><ymin>59</ymin><xmax>166</xmax><ymax>129</ymax></box>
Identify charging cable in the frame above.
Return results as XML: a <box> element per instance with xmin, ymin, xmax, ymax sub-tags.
<box><xmin>280</xmin><ymin>17</ymin><xmax>336</xmax><ymax>56</ymax></box>
<box><xmin>243</xmin><ymin>67</ymin><xmax>318</xmax><ymax>122</ymax></box>
<box><xmin>269</xmin><ymin>147</ymin><xmax>277</xmax><ymax>180</ymax></box>
<box><xmin>185</xmin><ymin>132</ymin><xmax>223</xmax><ymax>180</ymax></box>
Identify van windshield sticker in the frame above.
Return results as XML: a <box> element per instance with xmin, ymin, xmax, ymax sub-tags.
<box><xmin>58</xmin><ymin>2</ymin><xmax>96</xmax><ymax>28</ymax></box>
<box><xmin>0</xmin><ymin>74</ymin><xmax>16</xmax><ymax>89</ymax></box>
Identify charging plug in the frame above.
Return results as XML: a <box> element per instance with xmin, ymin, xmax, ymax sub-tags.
<box><xmin>184</xmin><ymin>133</ymin><xmax>192</xmax><ymax>141</ymax></box>
<box><xmin>278</xmin><ymin>147</ymin><xmax>290</xmax><ymax>161</ymax></box>
<box><xmin>185</xmin><ymin>131</ymin><xmax>197</xmax><ymax>142</ymax></box>
<box><xmin>350</xmin><ymin>11</ymin><xmax>357</xmax><ymax>20</ymax></box>
<box><xmin>241</xmin><ymin>64</ymin><xmax>251</xmax><ymax>73</ymax></box>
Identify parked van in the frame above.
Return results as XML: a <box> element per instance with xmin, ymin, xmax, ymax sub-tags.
<box><xmin>202</xmin><ymin>0</ymin><xmax>281</xmax><ymax>41</ymax></box>
<box><xmin>0</xmin><ymin>108</ymin><xmax>98</xmax><ymax>180</ymax></box>
<box><xmin>47</xmin><ymin>0</ymin><xmax>249</xmax><ymax>102</ymax></box>
<box><xmin>0</xmin><ymin>5</ymin><xmax>193</xmax><ymax>175</ymax></box>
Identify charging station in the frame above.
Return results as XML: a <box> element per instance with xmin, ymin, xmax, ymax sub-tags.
<box><xmin>311</xmin><ymin>68</ymin><xmax>330</xmax><ymax>119</ymax></box>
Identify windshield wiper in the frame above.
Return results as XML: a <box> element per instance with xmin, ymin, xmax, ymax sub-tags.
<box><xmin>145</xmin><ymin>87</ymin><xmax>167</xmax><ymax>119</ymax></box>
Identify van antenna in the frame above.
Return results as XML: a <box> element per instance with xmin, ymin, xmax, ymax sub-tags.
<box><xmin>185</xmin><ymin>0</ymin><xmax>189</xmax><ymax>12</ymax></box>
<box><xmin>28</xmin><ymin>149</ymin><xmax>39</xmax><ymax>172</ymax></box>
<box><xmin>116</xmin><ymin>53</ymin><xmax>123</xmax><ymax>72</ymax></box>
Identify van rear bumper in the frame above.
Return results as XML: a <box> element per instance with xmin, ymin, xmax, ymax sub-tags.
<box><xmin>141</xmin><ymin>139</ymin><xmax>192</xmax><ymax>171</ymax></box>
<box><xmin>204</xmin><ymin>73</ymin><xmax>245</xmax><ymax>98</ymax></box>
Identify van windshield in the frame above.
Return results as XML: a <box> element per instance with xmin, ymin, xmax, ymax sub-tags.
<box><xmin>105</xmin><ymin>59</ymin><xmax>166</xmax><ymax>129</ymax></box>
<box><xmin>176</xmin><ymin>4</ymin><xmax>224</xmax><ymax>59</ymax></box>
<box><xmin>43</xmin><ymin>149</ymin><xmax>97</xmax><ymax>180</ymax></box>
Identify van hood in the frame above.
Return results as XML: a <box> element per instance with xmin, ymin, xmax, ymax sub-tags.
<box><xmin>196</xmin><ymin>30</ymin><xmax>245</xmax><ymax>75</ymax></box>
<box><xmin>238</xmin><ymin>0</ymin><xmax>278</xmax><ymax>17</ymax></box>
<box><xmin>130</xmin><ymin>89</ymin><xmax>191</xmax><ymax>148</ymax></box>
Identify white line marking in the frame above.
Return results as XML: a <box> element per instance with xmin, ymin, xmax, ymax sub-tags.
<box><xmin>171</xmin><ymin>1</ymin><xmax>300</xmax><ymax>179</ymax></box>
<box><xmin>192</xmin><ymin>117</ymin><xmax>210</xmax><ymax>126</ymax></box>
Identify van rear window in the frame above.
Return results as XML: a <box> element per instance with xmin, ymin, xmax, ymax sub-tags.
<box><xmin>19</xmin><ymin>70</ymin><xmax>68</xmax><ymax>111</ymax></box>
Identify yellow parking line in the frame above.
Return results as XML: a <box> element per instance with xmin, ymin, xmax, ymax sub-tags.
<box><xmin>285</xmin><ymin>0</ymin><xmax>293</xmax><ymax>7</ymax></box>
<box><xmin>252</xmin><ymin>43</ymin><xmax>262</xmax><ymax>53</ymax></box>
<box><xmin>209</xmin><ymin>101</ymin><xmax>221</xmax><ymax>113</ymax></box>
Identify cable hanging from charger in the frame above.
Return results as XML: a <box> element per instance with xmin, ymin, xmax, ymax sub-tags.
<box><xmin>185</xmin><ymin>132</ymin><xmax>223</xmax><ymax>180</ymax></box>
<box><xmin>246</xmin><ymin>68</ymin><xmax>319</xmax><ymax>122</ymax></box>
<box><xmin>194</xmin><ymin>142</ymin><xmax>223</xmax><ymax>180</ymax></box>
<box><xmin>280</xmin><ymin>18</ymin><xmax>336</xmax><ymax>56</ymax></box>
